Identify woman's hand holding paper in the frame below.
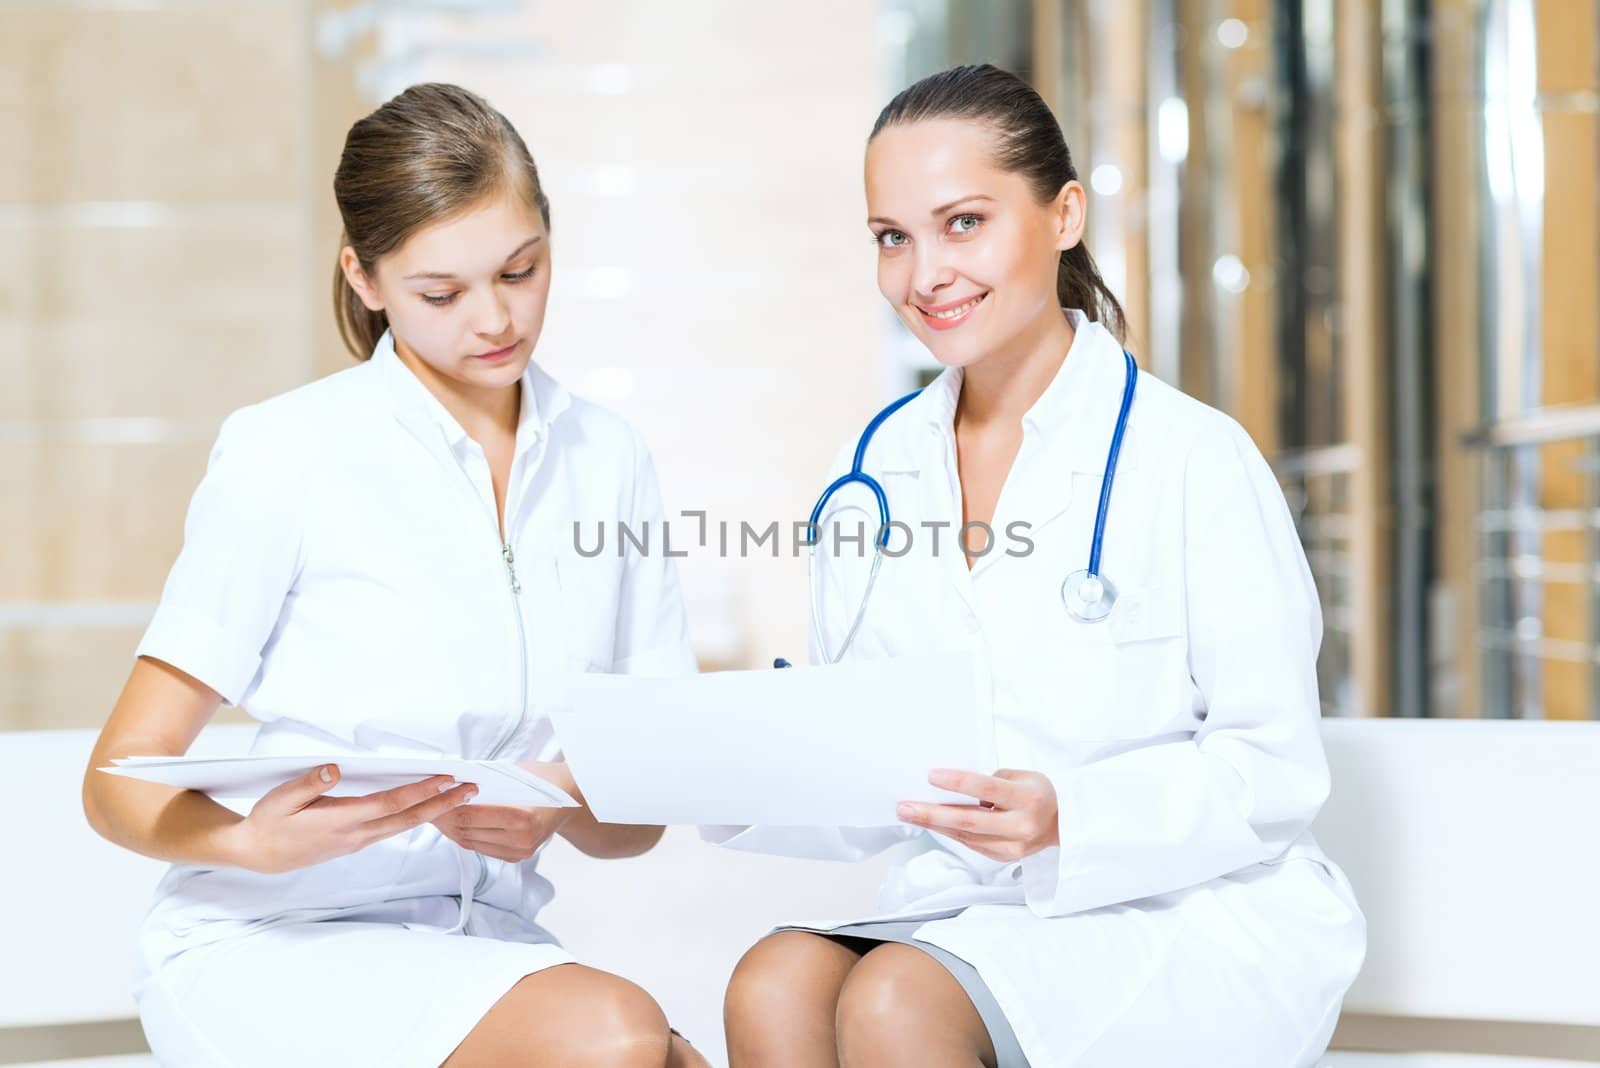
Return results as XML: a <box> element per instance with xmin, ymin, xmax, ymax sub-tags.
<box><xmin>430</xmin><ymin>760</ymin><xmax>577</xmax><ymax>863</ymax></box>
<box><xmin>896</xmin><ymin>768</ymin><xmax>1060</xmax><ymax>862</ymax></box>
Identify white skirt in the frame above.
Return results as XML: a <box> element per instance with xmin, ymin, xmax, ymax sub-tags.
<box><xmin>138</xmin><ymin>899</ymin><xmax>573</xmax><ymax>1068</ymax></box>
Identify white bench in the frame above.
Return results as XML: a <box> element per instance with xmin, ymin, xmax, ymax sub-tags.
<box><xmin>1315</xmin><ymin>719</ymin><xmax>1600</xmax><ymax>1065</ymax></box>
<box><xmin>5</xmin><ymin>720</ymin><xmax>1597</xmax><ymax>1067</ymax></box>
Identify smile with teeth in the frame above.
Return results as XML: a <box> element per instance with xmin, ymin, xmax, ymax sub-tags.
<box><xmin>917</xmin><ymin>292</ymin><xmax>987</xmax><ymax>330</ymax></box>
<box><xmin>927</xmin><ymin>296</ymin><xmax>983</xmax><ymax>318</ymax></box>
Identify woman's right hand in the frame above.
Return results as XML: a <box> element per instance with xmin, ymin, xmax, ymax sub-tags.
<box><xmin>226</xmin><ymin>765</ymin><xmax>478</xmax><ymax>874</ymax></box>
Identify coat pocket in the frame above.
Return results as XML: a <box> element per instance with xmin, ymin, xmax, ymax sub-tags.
<box><xmin>1038</xmin><ymin>584</ymin><xmax>1194</xmax><ymax>742</ymax></box>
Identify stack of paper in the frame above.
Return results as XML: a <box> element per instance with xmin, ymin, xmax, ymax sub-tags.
<box><xmin>549</xmin><ymin>652</ymin><xmax>985</xmax><ymax>826</ymax></box>
<box><xmin>99</xmin><ymin>755</ymin><xmax>578</xmax><ymax>808</ymax></box>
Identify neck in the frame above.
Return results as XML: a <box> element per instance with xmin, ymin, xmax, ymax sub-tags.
<box><xmin>394</xmin><ymin>337</ymin><xmax>521</xmax><ymax>442</ymax></box>
<box><xmin>956</xmin><ymin>308</ymin><xmax>1077</xmax><ymax>430</ymax></box>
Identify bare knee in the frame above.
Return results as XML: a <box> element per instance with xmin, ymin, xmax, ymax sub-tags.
<box><xmin>725</xmin><ymin>931</ymin><xmax>859</xmax><ymax>1063</ymax></box>
<box><xmin>448</xmin><ymin>965</ymin><xmax>672</xmax><ymax>1068</ymax></box>
<box><xmin>576</xmin><ymin>972</ymin><xmax>672</xmax><ymax>1065</ymax></box>
<box><xmin>836</xmin><ymin>944</ymin><xmax>986</xmax><ymax>1067</ymax></box>
<box><xmin>835</xmin><ymin>946</ymin><xmax>924</xmax><ymax>1060</ymax></box>
<box><xmin>727</xmin><ymin>932</ymin><xmax>813</xmax><ymax>1023</ymax></box>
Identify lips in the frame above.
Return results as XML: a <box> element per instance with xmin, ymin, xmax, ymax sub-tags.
<box><xmin>916</xmin><ymin>292</ymin><xmax>987</xmax><ymax>331</ymax></box>
<box><xmin>472</xmin><ymin>342</ymin><xmax>519</xmax><ymax>362</ymax></box>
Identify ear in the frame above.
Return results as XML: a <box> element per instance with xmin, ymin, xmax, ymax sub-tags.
<box><xmin>339</xmin><ymin>247</ymin><xmax>385</xmax><ymax>313</ymax></box>
<box><xmin>1053</xmin><ymin>180</ymin><xmax>1087</xmax><ymax>253</ymax></box>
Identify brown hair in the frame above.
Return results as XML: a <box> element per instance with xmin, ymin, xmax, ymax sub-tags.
<box><xmin>331</xmin><ymin>83</ymin><xmax>551</xmax><ymax>359</ymax></box>
<box><xmin>869</xmin><ymin>64</ymin><xmax>1127</xmax><ymax>342</ymax></box>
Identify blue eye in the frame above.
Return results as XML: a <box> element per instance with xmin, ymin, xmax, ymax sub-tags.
<box><xmin>951</xmin><ymin>214</ymin><xmax>981</xmax><ymax>234</ymax></box>
<box><xmin>876</xmin><ymin>230</ymin><xmax>909</xmax><ymax>249</ymax></box>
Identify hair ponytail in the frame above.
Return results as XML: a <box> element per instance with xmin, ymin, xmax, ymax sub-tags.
<box><xmin>1057</xmin><ymin>243</ymin><xmax>1126</xmax><ymax>343</ymax></box>
<box><xmin>332</xmin><ymin>250</ymin><xmax>390</xmax><ymax>360</ymax></box>
<box><xmin>872</xmin><ymin>63</ymin><xmax>1127</xmax><ymax>343</ymax></box>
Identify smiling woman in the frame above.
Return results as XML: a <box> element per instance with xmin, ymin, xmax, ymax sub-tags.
<box><xmin>864</xmin><ymin>69</ymin><xmax>1124</xmax><ymax>364</ymax></box>
<box><xmin>713</xmin><ymin>64</ymin><xmax>1365</xmax><ymax>1068</ymax></box>
<box><xmin>81</xmin><ymin>82</ymin><xmax>706</xmax><ymax>1068</ymax></box>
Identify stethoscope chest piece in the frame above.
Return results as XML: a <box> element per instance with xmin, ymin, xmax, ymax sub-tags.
<box><xmin>1061</xmin><ymin>568</ymin><xmax>1117</xmax><ymax>623</ymax></box>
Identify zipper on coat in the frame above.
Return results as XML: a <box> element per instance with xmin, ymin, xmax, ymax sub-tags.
<box><xmin>444</xmin><ymin>432</ymin><xmax>538</xmax><ymax>909</ymax></box>
<box><xmin>473</xmin><ymin>539</ymin><xmax>529</xmax><ymax>899</ymax></box>
<box><xmin>486</xmin><ymin>540</ymin><xmax>529</xmax><ymax>758</ymax></box>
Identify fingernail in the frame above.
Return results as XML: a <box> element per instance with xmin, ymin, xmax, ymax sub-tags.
<box><xmin>463</xmin><ymin>787</ymin><xmax>478</xmax><ymax>801</ymax></box>
<box><xmin>319</xmin><ymin>766</ymin><xmax>333</xmax><ymax>783</ymax></box>
<box><xmin>897</xmin><ymin>803</ymin><xmax>915</xmax><ymax>821</ymax></box>
<box><xmin>437</xmin><ymin>779</ymin><xmax>456</xmax><ymax>793</ymax></box>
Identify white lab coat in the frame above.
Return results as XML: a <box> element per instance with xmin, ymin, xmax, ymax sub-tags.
<box><xmin>707</xmin><ymin>311</ymin><xmax>1366</xmax><ymax>1066</ymax></box>
<box><xmin>130</xmin><ymin>332</ymin><xmax>694</xmax><ymax>1068</ymax></box>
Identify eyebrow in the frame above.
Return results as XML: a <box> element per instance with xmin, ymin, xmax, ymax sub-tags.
<box><xmin>868</xmin><ymin>194</ymin><xmax>996</xmax><ymax>228</ymax></box>
<box><xmin>404</xmin><ymin>235</ymin><xmax>544</xmax><ymax>281</ymax></box>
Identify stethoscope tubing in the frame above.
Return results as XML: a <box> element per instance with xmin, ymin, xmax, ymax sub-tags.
<box><xmin>807</xmin><ymin>349</ymin><xmax>1138</xmax><ymax>663</ymax></box>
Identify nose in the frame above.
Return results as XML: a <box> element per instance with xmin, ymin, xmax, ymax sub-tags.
<box><xmin>910</xmin><ymin>243</ymin><xmax>955</xmax><ymax>305</ymax></box>
<box><xmin>469</xmin><ymin>286</ymin><xmax>514</xmax><ymax>340</ymax></box>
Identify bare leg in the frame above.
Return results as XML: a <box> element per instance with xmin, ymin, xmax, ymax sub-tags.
<box><xmin>724</xmin><ymin>930</ymin><xmax>865</xmax><ymax>1067</ymax></box>
<box><xmin>442</xmin><ymin>963</ymin><xmax>675</xmax><ymax>1067</ymax></box>
<box><xmin>835</xmin><ymin>944</ymin><xmax>996</xmax><ymax>1068</ymax></box>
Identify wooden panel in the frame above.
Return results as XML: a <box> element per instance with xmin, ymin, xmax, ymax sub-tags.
<box><xmin>1536</xmin><ymin>2</ymin><xmax>1599</xmax><ymax>720</ymax></box>
<box><xmin>1228</xmin><ymin>0</ymin><xmax>1279</xmax><ymax>457</ymax></box>
<box><xmin>1336</xmin><ymin>0</ymin><xmax>1392</xmax><ymax>716</ymax></box>
<box><xmin>1105</xmin><ymin>0</ymin><xmax>1150</xmax><ymax>355</ymax></box>
<box><xmin>1430</xmin><ymin>0</ymin><xmax>1487</xmax><ymax>718</ymax></box>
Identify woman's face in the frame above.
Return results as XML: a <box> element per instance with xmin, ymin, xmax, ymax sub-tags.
<box><xmin>343</xmin><ymin>189</ymin><xmax>552</xmax><ymax>392</ymax></box>
<box><xmin>864</xmin><ymin>118</ymin><xmax>1083</xmax><ymax>369</ymax></box>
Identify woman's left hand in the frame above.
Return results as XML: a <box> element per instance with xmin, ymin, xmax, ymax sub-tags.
<box><xmin>896</xmin><ymin>769</ymin><xmax>1059</xmax><ymax>862</ymax></box>
<box><xmin>429</xmin><ymin>760</ymin><xmax>578</xmax><ymax>863</ymax></box>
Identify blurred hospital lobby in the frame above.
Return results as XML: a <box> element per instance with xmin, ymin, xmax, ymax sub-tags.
<box><xmin>4</xmin><ymin>2</ymin><xmax>1600</xmax><ymax>1067</ymax></box>
<box><xmin>9</xmin><ymin>0</ymin><xmax>1600</xmax><ymax>726</ymax></box>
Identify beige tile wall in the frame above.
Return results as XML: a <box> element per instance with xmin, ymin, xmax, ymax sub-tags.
<box><xmin>0</xmin><ymin>6</ymin><xmax>308</xmax><ymax>205</ymax></box>
<box><xmin>5</xmin><ymin>1</ymin><xmax>888</xmax><ymax>730</ymax></box>
<box><xmin>4</xmin><ymin>2</ymin><xmax>314</xmax><ymax>730</ymax></box>
<box><xmin>0</xmin><ymin>220</ymin><xmax>313</xmax><ymax>422</ymax></box>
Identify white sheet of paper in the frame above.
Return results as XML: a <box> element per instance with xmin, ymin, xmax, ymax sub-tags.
<box><xmin>548</xmin><ymin>653</ymin><xmax>985</xmax><ymax>826</ymax></box>
<box><xmin>99</xmin><ymin>755</ymin><xmax>578</xmax><ymax>809</ymax></box>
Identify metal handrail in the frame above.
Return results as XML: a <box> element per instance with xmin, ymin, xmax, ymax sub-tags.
<box><xmin>1272</xmin><ymin>442</ymin><xmax>1361</xmax><ymax>478</ymax></box>
<box><xmin>1464</xmin><ymin>411</ymin><xmax>1600</xmax><ymax>718</ymax></box>
<box><xmin>1461</xmin><ymin>404</ymin><xmax>1600</xmax><ymax>449</ymax></box>
<box><xmin>1475</xmin><ymin>507</ymin><xmax>1600</xmax><ymax>533</ymax></box>
<box><xmin>1273</xmin><ymin>444</ymin><xmax>1358</xmax><ymax>716</ymax></box>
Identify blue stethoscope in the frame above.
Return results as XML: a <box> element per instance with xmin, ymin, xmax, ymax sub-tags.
<box><xmin>800</xmin><ymin>349</ymin><xmax>1139</xmax><ymax>664</ymax></box>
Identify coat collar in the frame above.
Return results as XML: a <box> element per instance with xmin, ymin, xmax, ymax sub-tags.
<box><xmin>374</xmin><ymin>329</ymin><xmax>572</xmax><ymax>461</ymax></box>
<box><xmin>907</xmin><ymin>309</ymin><xmax>1130</xmax><ymax>477</ymax></box>
<box><xmin>886</xmin><ymin>310</ymin><xmax>1138</xmax><ymax>582</ymax></box>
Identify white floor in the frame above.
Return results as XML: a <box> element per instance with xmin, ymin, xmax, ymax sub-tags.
<box><xmin>15</xmin><ymin>1051</ymin><xmax>1598</xmax><ymax>1067</ymax></box>
<box><xmin>1323</xmin><ymin>1056</ymin><xmax>1597</xmax><ymax>1067</ymax></box>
